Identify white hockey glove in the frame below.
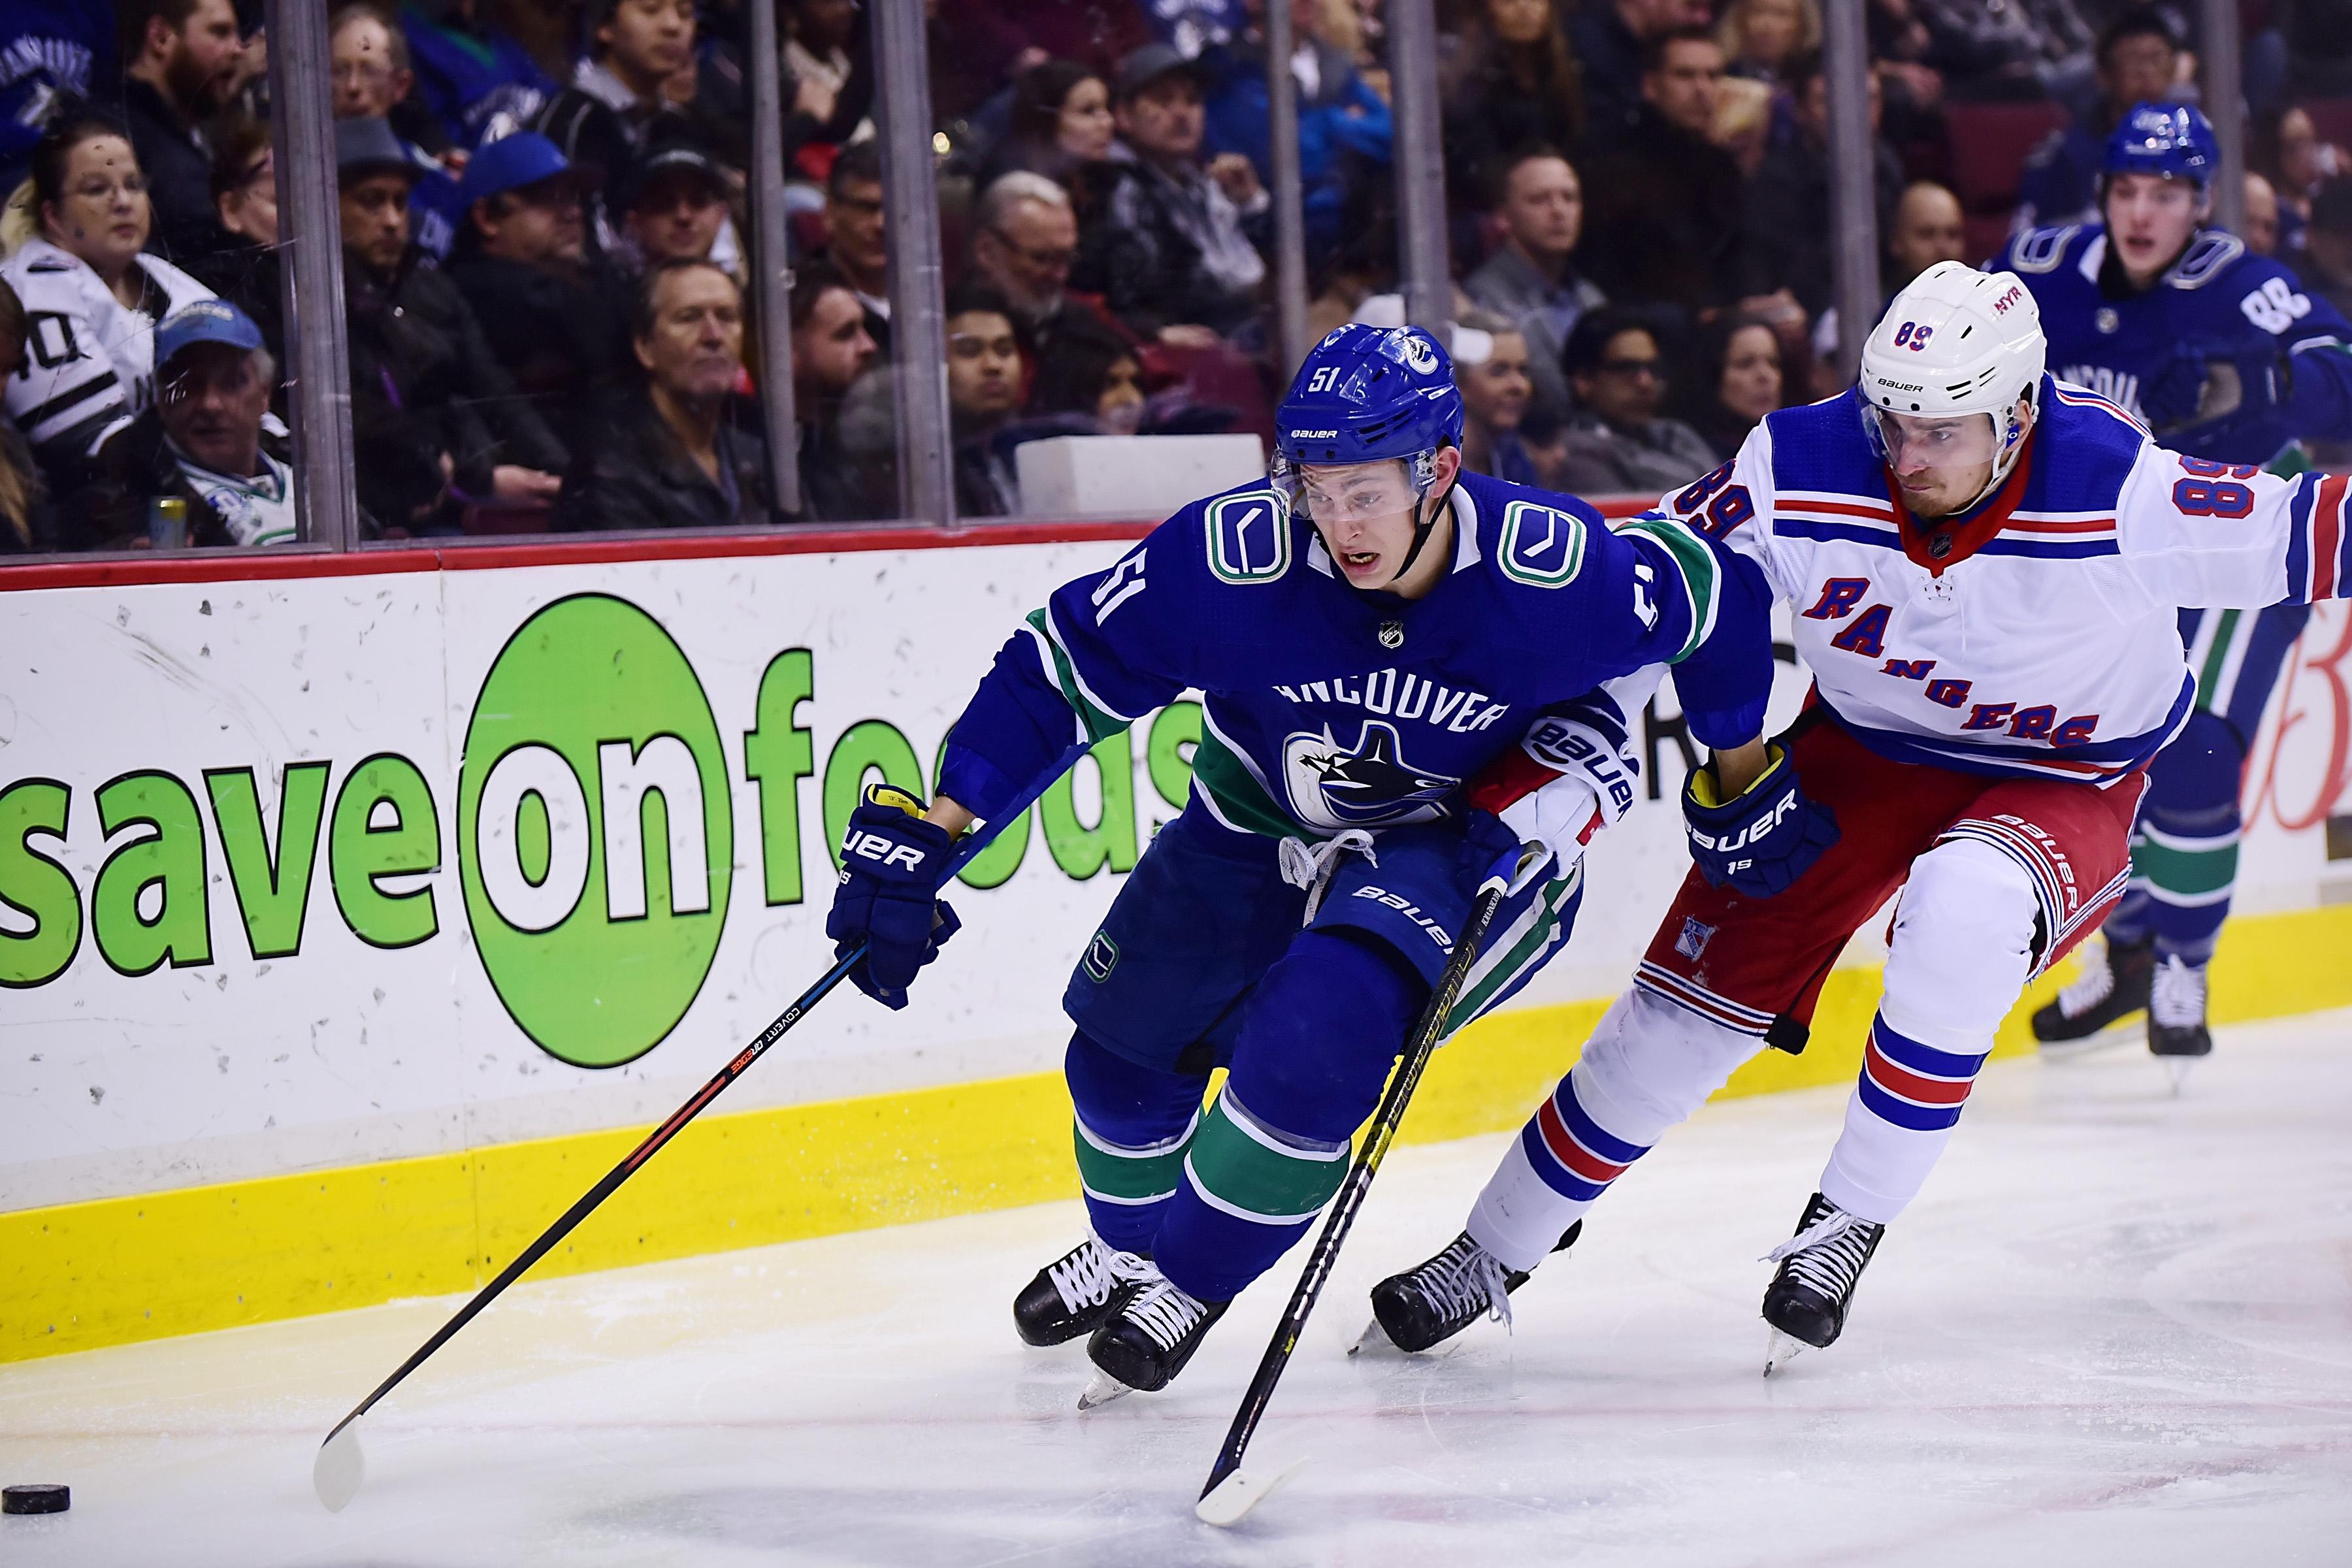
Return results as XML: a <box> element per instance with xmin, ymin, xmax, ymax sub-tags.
<box><xmin>1465</xmin><ymin>679</ymin><xmax>1648</xmax><ymax>894</ymax></box>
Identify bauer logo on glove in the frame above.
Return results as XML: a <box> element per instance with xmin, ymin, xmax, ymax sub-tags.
<box><xmin>1680</xmin><ymin>745</ymin><xmax>1839</xmax><ymax>898</ymax></box>
<box><xmin>825</xmin><ymin>783</ymin><xmax>964</xmax><ymax>1009</ymax></box>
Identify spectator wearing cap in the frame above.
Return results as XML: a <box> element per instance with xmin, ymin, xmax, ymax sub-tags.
<box><xmin>620</xmin><ymin>144</ymin><xmax>740</xmax><ymax>280</ymax></box>
<box><xmin>1452</xmin><ymin>309</ymin><xmax>1543</xmax><ymax>486</ymax></box>
<box><xmin>331</xmin><ymin>3</ymin><xmax>467</xmax><ymax>262</ymax></box>
<box><xmin>1074</xmin><ymin>43</ymin><xmax>1271</xmax><ymax>346</ymax></box>
<box><xmin>1464</xmin><ymin>148</ymin><xmax>1608</xmax><ymax>426</ymax></box>
<box><xmin>2014</xmin><ymin>7</ymin><xmax>2181</xmax><ymax>233</ymax></box>
<box><xmin>77</xmin><ymin>300</ymin><xmax>305</xmax><ymax>549</ymax></box>
<box><xmin>108</xmin><ymin>0</ymin><xmax>247</xmax><ymax>263</ymax></box>
<box><xmin>815</xmin><ymin>141</ymin><xmax>890</xmax><ymax>352</ymax></box>
<box><xmin>397</xmin><ymin>0</ymin><xmax>555</xmax><ymax>152</ymax></box>
<box><xmin>536</xmin><ymin>0</ymin><xmax>715</xmax><ymax>252</ymax></box>
<box><xmin>560</xmin><ymin>257</ymin><xmax>775</xmax><ymax>531</ymax></box>
<box><xmin>446</xmin><ymin>132</ymin><xmax>634</xmax><ymax>461</ymax></box>
<box><xmin>788</xmin><ymin>261</ymin><xmax>878</xmax><ymax>521</ymax></box>
<box><xmin>338</xmin><ymin>116</ymin><xmax>567</xmax><ymax>531</ymax></box>
<box><xmin>1551</xmin><ymin>308</ymin><xmax>1719</xmax><ymax>496</ymax></box>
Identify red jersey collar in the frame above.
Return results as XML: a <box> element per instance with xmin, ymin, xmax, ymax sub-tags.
<box><xmin>1886</xmin><ymin>427</ymin><xmax>2037</xmax><ymax>576</ymax></box>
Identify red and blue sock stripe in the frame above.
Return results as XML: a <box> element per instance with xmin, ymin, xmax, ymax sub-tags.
<box><xmin>1855</xmin><ymin>1011</ymin><xmax>1989</xmax><ymax>1133</ymax></box>
<box><xmin>1520</xmin><ymin>1071</ymin><xmax>1653</xmax><ymax>1201</ymax></box>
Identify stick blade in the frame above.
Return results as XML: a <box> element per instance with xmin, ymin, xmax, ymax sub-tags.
<box><xmin>1195</xmin><ymin>1458</ymin><xmax>1307</xmax><ymax>1527</ymax></box>
<box><xmin>313</xmin><ymin>1424</ymin><xmax>366</xmax><ymax>1512</ymax></box>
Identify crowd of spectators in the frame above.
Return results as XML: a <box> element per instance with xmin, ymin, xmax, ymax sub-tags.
<box><xmin>5</xmin><ymin>0</ymin><xmax>2352</xmax><ymax>551</ymax></box>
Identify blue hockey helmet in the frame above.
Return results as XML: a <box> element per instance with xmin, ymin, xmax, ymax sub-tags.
<box><xmin>1271</xmin><ymin>324</ymin><xmax>1465</xmax><ymax>582</ymax></box>
<box><xmin>2103</xmin><ymin>101</ymin><xmax>2219</xmax><ymax>189</ymax></box>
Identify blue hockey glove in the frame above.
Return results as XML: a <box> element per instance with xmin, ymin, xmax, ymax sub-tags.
<box><xmin>2143</xmin><ymin>342</ymin><xmax>2286</xmax><ymax>436</ymax></box>
<box><xmin>1680</xmin><ymin>745</ymin><xmax>1838</xmax><ymax>898</ymax></box>
<box><xmin>826</xmin><ymin>783</ymin><xmax>963</xmax><ymax>1009</ymax></box>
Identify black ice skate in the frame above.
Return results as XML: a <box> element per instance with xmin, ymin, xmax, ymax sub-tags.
<box><xmin>2148</xmin><ymin>954</ymin><xmax>2213</xmax><ymax>1091</ymax></box>
<box><xmin>2031</xmin><ymin>935</ymin><xmax>2153</xmax><ymax>1053</ymax></box>
<box><xmin>1013</xmin><ymin>1235</ymin><xmax>1157</xmax><ymax>1347</ymax></box>
<box><xmin>1359</xmin><ymin>1223</ymin><xmax>1582</xmax><ymax>1353</ymax></box>
<box><xmin>1077</xmin><ymin>1274</ymin><xmax>1229</xmax><ymax>1407</ymax></box>
<box><xmin>1759</xmin><ymin>1193</ymin><xmax>1884</xmax><ymax>1375</ymax></box>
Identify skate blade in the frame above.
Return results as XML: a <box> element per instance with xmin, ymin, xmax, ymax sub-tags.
<box><xmin>2038</xmin><ymin>1028</ymin><xmax>2136</xmax><ymax>1062</ymax></box>
<box><xmin>1077</xmin><ymin>1369</ymin><xmax>1135</xmax><ymax>1411</ymax></box>
<box><xmin>2159</xmin><ymin>1055</ymin><xmax>2198</xmax><ymax>1096</ymax></box>
<box><xmin>1196</xmin><ymin>1458</ymin><xmax>1310</xmax><ymax>1527</ymax></box>
<box><xmin>1763</xmin><ymin>1328</ymin><xmax>1812</xmax><ymax>1378</ymax></box>
<box><xmin>312</xmin><ymin>1424</ymin><xmax>367</xmax><ymax>1512</ymax></box>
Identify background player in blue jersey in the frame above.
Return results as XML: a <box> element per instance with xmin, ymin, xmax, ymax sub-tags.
<box><xmin>824</xmin><ymin>323</ymin><xmax>1789</xmax><ymax>1404</ymax></box>
<box><xmin>1999</xmin><ymin>104</ymin><xmax>2352</xmax><ymax>1062</ymax></box>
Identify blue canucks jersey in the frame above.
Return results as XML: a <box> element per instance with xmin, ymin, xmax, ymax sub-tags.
<box><xmin>938</xmin><ymin>470</ymin><xmax>1775</xmax><ymax>841</ymax></box>
<box><xmin>1995</xmin><ymin>223</ymin><xmax>2352</xmax><ymax>466</ymax></box>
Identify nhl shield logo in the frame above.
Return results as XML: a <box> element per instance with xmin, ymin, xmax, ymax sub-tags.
<box><xmin>1378</xmin><ymin>619</ymin><xmax>1405</xmax><ymax>649</ymax></box>
<box><xmin>2095</xmin><ymin>307</ymin><xmax>2119</xmax><ymax>335</ymax></box>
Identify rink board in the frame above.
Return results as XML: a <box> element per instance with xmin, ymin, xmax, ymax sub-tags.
<box><xmin>7</xmin><ymin>531</ymin><xmax>2352</xmax><ymax>1362</ymax></box>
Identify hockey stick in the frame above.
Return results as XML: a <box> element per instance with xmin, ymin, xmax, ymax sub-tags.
<box><xmin>313</xmin><ymin>794</ymin><xmax>1034</xmax><ymax>1513</ymax></box>
<box><xmin>1195</xmin><ymin>849</ymin><xmax>1531</xmax><ymax>1527</ymax></box>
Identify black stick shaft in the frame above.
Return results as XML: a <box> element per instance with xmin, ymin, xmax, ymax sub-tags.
<box><xmin>1199</xmin><ymin>882</ymin><xmax>1508</xmax><ymax>1501</ymax></box>
<box><xmin>320</xmin><ymin>945</ymin><xmax>866</xmax><ymax>1448</ymax></box>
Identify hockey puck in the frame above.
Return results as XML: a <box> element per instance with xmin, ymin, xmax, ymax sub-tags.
<box><xmin>2</xmin><ymin>1484</ymin><xmax>69</xmax><ymax>1514</ymax></box>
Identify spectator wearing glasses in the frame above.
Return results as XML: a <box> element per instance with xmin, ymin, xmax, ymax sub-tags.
<box><xmin>1076</xmin><ymin>44</ymin><xmax>1269</xmax><ymax>346</ymax></box>
<box><xmin>788</xmin><ymin>261</ymin><xmax>879</xmax><ymax>521</ymax></box>
<box><xmin>110</xmin><ymin>0</ymin><xmax>246</xmax><ymax>263</ymax></box>
<box><xmin>2</xmin><ymin>112</ymin><xmax>216</xmax><ymax>489</ymax></box>
<box><xmin>446</xmin><ymin>132</ymin><xmax>631</xmax><ymax>457</ymax></box>
<box><xmin>1551</xmin><ymin>308</ymin><xmax>1716</xmax><ymax>495</ymax></box>
<box><xmin>80</xmin><ymin>300</ymin><xmax>302</xmax><ymax>549</ymax></box>
<box><xmin>560</xmin><ymin>257</ymin><xmax>774</xmax><ymax>531</ymax></box>
<box><xmin>817</xmin><ymin>141</ymin><xmax>891</xmax><ymax>351</ymax></box>
<box><xmin>331</xmin><ymin>3</ymin><xmax>466</xmax><ymax>262</ymax></box>
<box><xmin>1464</xmin><ymin>148</ymin><xmax>1607</xmax><ymax>425</ymax></box>
<box><xmin>337</xmin><ymin>116</ymin><xmax>566</xmax><ymax>530</ymax></box>
<box><xmin>969</xmin><ymin>172</ymin><xmax>1126</xmax><ymax>386</ymax></box>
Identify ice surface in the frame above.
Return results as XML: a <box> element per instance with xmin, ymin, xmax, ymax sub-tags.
<box><xmin>5</xmin><ymin>1010</ymin><xmax>2351</xmax><ymax>1567</ymax></box>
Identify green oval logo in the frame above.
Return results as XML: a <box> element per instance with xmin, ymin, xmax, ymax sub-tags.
<box><xmin>459</xmin><ymin>594</ymin><xmax>733</xmax><ymax>1068</ymax></box>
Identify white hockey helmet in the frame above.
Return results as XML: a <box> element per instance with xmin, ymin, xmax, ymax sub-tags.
<box><xmin>1859</xmin><ymin>261</ymin><xmax>2046</xmax><ymax>502</ymax></box>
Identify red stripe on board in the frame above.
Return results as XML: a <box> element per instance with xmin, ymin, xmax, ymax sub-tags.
<box><xmin>1864</xmin><ymin>1041</ymin><xmax>1974</xmax><ymax>1106</ymax></box>
<box><xmin>2316</xmin><ymin>474</ymin><xmax>2351</xmax><ymax>602</ymax></box>
<box><xmin>1537</xmin><ymin>1097</ymin><xmax>1627</xmax><ymax>1186</ymax></box>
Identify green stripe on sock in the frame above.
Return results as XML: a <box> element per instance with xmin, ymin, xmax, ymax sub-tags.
<box><xmin>2131</xmin><ymin>836</ymin><xmax>2239</xmax><ymax>898</ymax></box>
<box><xmin>1184</xmin><ymin>1094</ymin><xmax>1348</xmax><ymax>1224</ymax></box>
<box><xmin>1024</xmin><ymin>608</ymin><xmax>1127</xmax><ymax>743</ymax></box>
<box><xmin>1073</xmin><ymin>1117</ymin><xmax>1190</xmax><ymax>1205</ymax></box>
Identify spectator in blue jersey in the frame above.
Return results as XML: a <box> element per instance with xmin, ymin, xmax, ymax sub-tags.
<box><xmin>1073</xmin><ymin>44</ymin><xmax>1269</xmax><ymax>345</ymax></box>
<box><xmin>331</xmin><ymin>3</ymin><xmax>465</xmax><ymax>263</ymax></box>
<box><xmin>1200</xmin><ymin>0</ymin><xmax>1392</xmax><ymax>267</ymax></box>
<box><xmin>1453</xmin><ymin>310</ymin><xmax>1542</xmax><ymax>485</ymax></box>
<box><xmin>1464</xmin><ymin>148</ymin><xmax>1607</xmax><ymax>428</ymax></box>
<box><xmin>399</xmin><ymin>0</ymin><xmax>555</xmax><ymax>152</ymax></box>
<box><xmin>110</xmin><ymin>0</ymin><xmax>246</xmax><ymax>264</ymax></box>
<box><xmin>2012</xmin><ymin>104</ymin><xmax>2352</xmax><ymax>1061</ymax></box>
<box><xmin>1552</xmin><ymin>308</ymin><xmax>1719</xmax><ymax>495</ymax></box>
<box><xmin>2014</xmin><ymin>6</ymin><xmax>2180</xmax><ymax>233</ymax></box>
<box><xmin>0</xmin><ymin>0</ymin><xmax>111</xmax><ymax>197</ymax></box>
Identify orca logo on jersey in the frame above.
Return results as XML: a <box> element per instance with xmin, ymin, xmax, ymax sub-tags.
<box><xmin>1281</xmin><ymin>719</ymin><xmax>1461</xmax><ymax>829</ymax></box>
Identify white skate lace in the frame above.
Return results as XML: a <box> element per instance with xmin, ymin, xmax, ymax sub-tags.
<box><xmin>1120</xmin><ymin>1275</ymin><xmax>1215</xmax><ymax>1351</ymax></box>
<box><xmin>1761</xmin><ymin>1203</ymin><xmax>1881</xmax><ymax>1304</ymax></box>
<box><xmin>1413</xmin><ymin>1234</ymin><xmax>1518</xmax><ymax>1331</ymax></box>
<box><xmin>1046</xmin><ymin>1238</ymin><xmax>1154</xmax><ymax>1315</ymax></box>
<box><xmin>1278</xmin><ymin>828</ymin><xmax>1377</xmax><ymax>923</ymax></box>
<box><xmin>2055</xmin><ymin>943</ymin><xmax>2117</xmax><ymax>1018</ymax></box>
<box><xmin>2150</xmin><ymin>955</ymin><xmax>2208</xmax><ymax>1028</ymax></box>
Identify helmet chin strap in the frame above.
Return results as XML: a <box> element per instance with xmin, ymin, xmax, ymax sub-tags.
<box><xmin>1378</xmin><ymin>452</ymin><xmax>1458</xmax><ymax>590</ymax></box>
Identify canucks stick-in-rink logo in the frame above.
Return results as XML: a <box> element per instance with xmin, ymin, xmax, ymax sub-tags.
<box><xmin>1280</xmin><ymin>719</ymin><xmax>1459</xmax><ymax>830</ymax></box>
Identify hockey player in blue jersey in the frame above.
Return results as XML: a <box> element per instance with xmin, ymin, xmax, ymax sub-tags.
<box><xmin>1999</xmin><ymin>103</ymin><xmax>2352</xmax><ymax>1062</ymax></box>
<box><xmin>823</xmin><ymin>323</ymin><xmax>1786</xmax><ymax>1403</ymax></box>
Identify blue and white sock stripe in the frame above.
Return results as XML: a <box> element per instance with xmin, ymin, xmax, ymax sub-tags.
<box><xmin>1634</xmin><ymin>961</ymin><xmax>1774</xmax><ymax>1037</ymax></box>
<box><xmin>1520</xmin><ymin>1071</ymin><xmax>1652</xmax><ymax>1201</ymax></box>
<box><xmin>1856</xmin><ymin>1012</ymin><xmax>1989</xmax><ymax>1134</ymax></box>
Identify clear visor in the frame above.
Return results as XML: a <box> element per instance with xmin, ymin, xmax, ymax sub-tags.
<box><xmin>1865</xmin><ymin>405</ymin><xmax>2000</xmax><ymax>474</ymax></box>
<box><xmin>1273</xmin><ymin>457</ymin><xmax>1426</xmax><ymax>523</ymax></box>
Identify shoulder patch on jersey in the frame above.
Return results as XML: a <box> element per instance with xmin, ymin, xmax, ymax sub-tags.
<box><xmin>1495</xmin><ymin>499</ymin><xmax>1588</xmax><ymax>588</ymax></box>
<box><xmin>1203</xmin><ymin>489</ymin><xmax>1292</xmax><ymax>584</ymax></box>
<box><xmin>2008</xmin><ymin>225</ymin><xmax>2080</xmax><ymax>274</ymax></box>
<box><xmin>2167</xmin><ymin>231</ymin><xmax>2244</xmax><ymax>289</ymax></box>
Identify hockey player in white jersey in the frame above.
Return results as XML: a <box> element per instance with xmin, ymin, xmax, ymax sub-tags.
<box><xmin>1367</xmin><ymin>260</ymin><xmax>2352</xmax><ymax>1369</ymax></box>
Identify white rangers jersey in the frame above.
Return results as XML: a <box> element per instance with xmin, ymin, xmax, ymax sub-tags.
<box><xmin>1644</xmin><ymin>376</ymin><xmax>2352</xmax><ymax>787</ymax></box>
<box><xmin>1</xmin><ymin>237</ymin><xmax>214</xmax><ymax>460</ymax></box>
